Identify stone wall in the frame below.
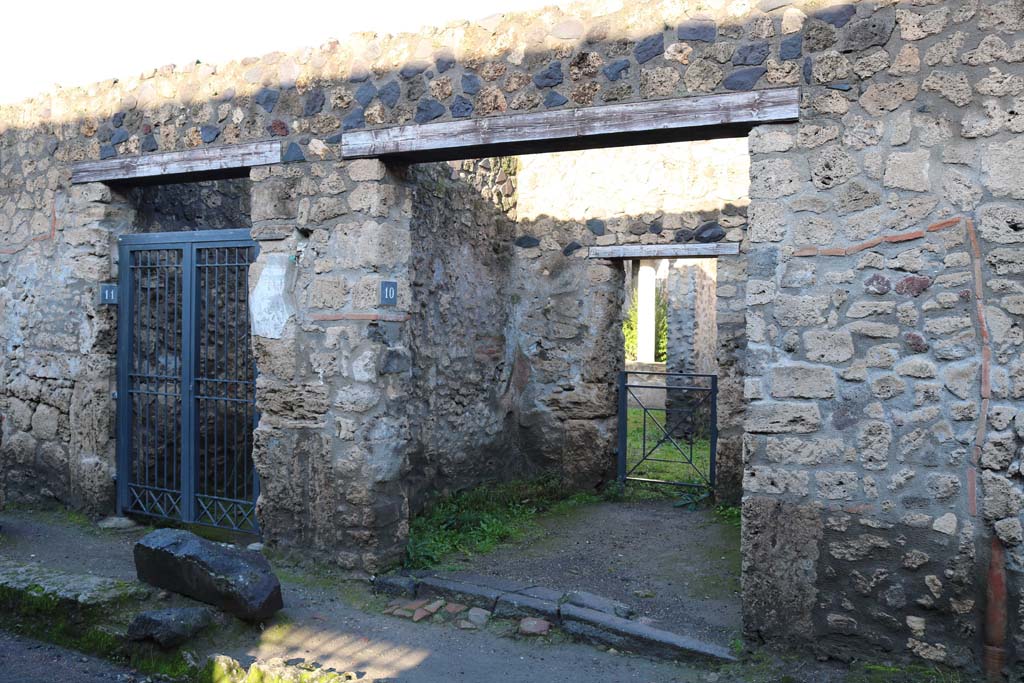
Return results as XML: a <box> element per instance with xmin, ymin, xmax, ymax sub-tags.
<box><xmin>0</xmin><ymin>176</ymin><xmax>256</xmax><ymax>517</ymax></box>
<box><xmin>667</xmin><ymin>258</ymin><xmax>718</xmax><ymax>376</ymax></box>
<box><xmin>404</xmin><ymin>158</ymin><xmax>526</xmax><ymax>512</ymax></box>
<box><xmin>0</xmin><ymin>0</ymin><xmax>1022</xmax><ymax>672</ymax></box>
<box><xmin>729</xmin><ymin>2</ymin><xmax>1024</xmax><ymax>673</ymax></box>
<box><xmin>125</xmin><ymin>178</ymin><xmax>251</xmax><ymax>232</ymax></box>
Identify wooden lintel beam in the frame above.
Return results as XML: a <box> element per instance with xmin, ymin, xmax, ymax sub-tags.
<box><xmin>71</xmin><ymin>141</ymin><xmax>281</xmax><ymax>184</ymax></box>
<box><xmin>587</xmin><ymin>243</ymin><xmax>740</xmax><ymax>259</ymax></box>
<box><xmin>341</xmin><ymin>88</ymin><xmax>799</xmax><ymax>160</ymax></box>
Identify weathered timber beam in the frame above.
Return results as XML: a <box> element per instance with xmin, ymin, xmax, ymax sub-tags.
<box><xmin>71</xmin><ymin>141</ymin><xmax>281</xmax><ymax>184</ymax></box>
<box><xmin>587</xmin><ymin>243</ymin><xmax>740</xmax><ymax>259</ymax></box>
<box><xmin>341</xmin><ymin>88</ymin><xmax>799</xmax><ymax>161</ymax></box>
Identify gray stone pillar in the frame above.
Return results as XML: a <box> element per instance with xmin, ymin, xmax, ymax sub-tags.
<box><xmin>249</xmin><ymin>158</ymin><xmax>413</xmax><ymax>571</ymax></box>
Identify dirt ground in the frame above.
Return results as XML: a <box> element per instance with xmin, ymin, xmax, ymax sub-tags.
<box><xmin>0</xmin><ymin>508</ymin><xmax>881</xmax><ymax>683</ymax></box>
<box><xmin>0</xmin><ymin>630</ymin><xmax>136</xmax><ymax>682</ymax></box>
<box><xmin>443</xmin><ymin>499</ymin><xmax>741</xmax><ymax>647</ymax></box>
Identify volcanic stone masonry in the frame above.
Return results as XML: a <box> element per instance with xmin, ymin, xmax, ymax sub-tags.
<box><xmin>1</xmin><ymin>0</ymin><xmax>1024</xmax><ymax>674</ymax></box>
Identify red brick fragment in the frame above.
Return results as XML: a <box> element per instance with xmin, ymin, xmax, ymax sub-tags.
<box><xmin>886</xmin><ymin>230</ymin><xmax>925</xmax><ymax>243</ymax></box>
<box><xmin>926</xmin><ymin>217</ymin><xmax>961</xmax><ymax>232</ymax></box>
<box><xmin>793</xmin><ymin>247</ymin><xmax>818</xmax><ymax>257</ymax></box>
<box><xmin>845</xmin><ymin>237</ymin><xmax>884</xmax><ymax>255</ymax></box>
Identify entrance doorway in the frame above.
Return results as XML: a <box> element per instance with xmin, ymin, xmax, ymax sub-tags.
<box><xmin>115</xmin><ymin>229</ymin><xmax>260</xmax><ymax>533</ymax></box>
<box><xmin>618</xmin><ymin>257</ymin><xmax>719</xmax><ymax>495</ymax></box>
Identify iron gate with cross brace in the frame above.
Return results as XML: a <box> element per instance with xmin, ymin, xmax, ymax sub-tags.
<box><xmin>616</xmin><ymin>370</ymin><xmax>717</xmax><ymax>492</ymax></box>
<box><xmin>116</xmin><ymin>229</ymin><xmax>260</xmax><ymax>533</ymax></box>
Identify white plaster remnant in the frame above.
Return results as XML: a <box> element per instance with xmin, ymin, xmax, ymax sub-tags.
<box><xmin>250</xmin><ymin>253</ymin><xmax>295</xmax><ymax>339</ymax></box>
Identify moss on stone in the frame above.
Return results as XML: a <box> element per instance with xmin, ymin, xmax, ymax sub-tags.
<box><xmin>198</xmin><ymin>655</ymin><xmax>356</xmax><ymax>683</ymax></box>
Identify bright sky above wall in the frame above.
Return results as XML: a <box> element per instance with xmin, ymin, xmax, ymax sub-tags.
<box><xmin>3</xmin><ymin>0</ymin><xmax>594</xmax><ymax>105</ymax></box>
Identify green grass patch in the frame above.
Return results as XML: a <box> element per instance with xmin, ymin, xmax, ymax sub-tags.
<box><xmin>404</xmin><ymin>478</ymin><xmax>600</xmax><ymax>569</ymax></box>
<box><xmin>714</xmin><ymin>504</ymin><xmax>742</xmax><ymax>528</ymax></box>
<box><xmin>848</xmin><ymin>662</ymin><xmax>964</xmax><ymax>683</ymax></box>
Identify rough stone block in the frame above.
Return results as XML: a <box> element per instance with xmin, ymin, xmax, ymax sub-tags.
<box><xmin>134</xmin><ymin>529</ymin><xmax>283</xmax><ymax>622</ymax></box>
<box><xmin>127</xmin><ymin>607</ymin><xmax>212</xmax><ymax>648</ymax></box>
<box><xmin>883</xmin><ymin>150</ymin><xmax>931</xmax><ymax>192</ymax></box>
<box><xmin>372</xmin><ymin>574</ymin><xmax>418</xmax><ymax>598</ymax></box>
<box><xmin>564</xmin><ymin>590</ymin><xmax>634</xmax><ymax>618</ymax></box>
<box><xmin>747</xmin><ymin>402</ymin><xmax>822</xmax><ymax>434</ymax></box>
<box><xmin>770</xmin><ymin>364</ymin><xmax>836</xmax><ymax>399</ymax></box>
<box><xmin>417</xmin><ymin>576</ymin><xmax>501</xmax><ymax>610</ymax></box>
<box><xmin>744</xmin><ymin>466</ymin><xmax>810</xmax><ymax>495</ymax></box>
<box><xmin>803</xmin><ymin>329</ymin><xmax>855</xmax><ymax>363</ymax></box>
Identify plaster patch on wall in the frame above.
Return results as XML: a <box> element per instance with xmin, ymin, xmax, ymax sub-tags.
<box><xmin>250</xmin><ymin>252</ymin><xmax>294</xmax><ymax>339</ymax></box>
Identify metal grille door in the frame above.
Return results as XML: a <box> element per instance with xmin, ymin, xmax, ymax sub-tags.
<box><xmin>116</xmin><ymin>230</ymin><xmax>259</xmax><ymax>533</ymax></box>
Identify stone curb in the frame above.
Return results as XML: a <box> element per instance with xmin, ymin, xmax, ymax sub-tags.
<box><xmin>493</xmin><ymin>592</ymin><xmax>560</xmax><ymax>620</ymax></box>
<box><xmin>416</xmin><ymin>576</ymin><xmax>503</xmax><ymax>610</ymax></box>
<box><xmin>559</xmin><ymin>604</ymin><xmax>736</xmax><ymax>663</ymax></box>
<box><xmin>372</xmin><ymin>570</ymin><xmax>735</xmax><ymax>662</ymax></box>
<box><xmin>0</xmin><ymin>559</ymin><xmax>149</xmax><ymax>614</ymax></box>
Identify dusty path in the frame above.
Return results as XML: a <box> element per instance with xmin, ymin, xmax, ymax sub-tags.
<box><xmin>0</xmin><ymin>509</ymin><xmax>856</xmax><ymax>683</ymax></box>
<box><xmin>444</xmin><ymin>500</ymin><xmax>742</xmax><ymax>647</ymax></box>
<box><xmin>0</xmin><ymin>630</ymin><xmax>135</xmax><ymax>682</ymax></box>
<box><xmin>0</xmin><ymin>510</ymin><xmax>707</xmax><ymax>682</ymax></box>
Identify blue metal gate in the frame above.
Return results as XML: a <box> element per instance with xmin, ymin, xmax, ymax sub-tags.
<box><xmin>616</xmin><ymin>371</ymin><xmax>717</xmax><ymax>491</ymax></box>
<box><xmin>116</xmin><ymin>229</ymin><xmax>260</xmax><ymax>533</ymax></box>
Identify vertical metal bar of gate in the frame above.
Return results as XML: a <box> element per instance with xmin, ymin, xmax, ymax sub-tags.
<box><xmin>180</xmin><ymin>242</ymin><xmax>197</xmax><ymax>523</ymax></box>
<box><xmin>115</xmin><ymin>238</ymin><xmax>131</xmax><ymax>516</ymax></box>
<box><xmin>709</xmin><ymin>374</ymin><xmax>718</xmax><ymax>489</ymax></box>
<box><xmin>616</xmin><ymin>371</ymin><xmax>628</xmax><ymax>484</ymax></box>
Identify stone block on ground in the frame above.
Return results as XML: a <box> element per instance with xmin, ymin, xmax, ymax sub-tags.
<box><xmin>371</xmin><ymin>574</ymin><xmax>418</xmax><ymax>598</ymax></box>
<box><xmin>441</xmin><ymin>571</ymin><xmax>534</xmax><ymax>593</ymax></box>
<box><xmin>126</xmin><ymin>607</ymin><xmax>212</xmax><ymax>648</ymax></box>
<box><xmin>444</xmin><ymin>602</ymin><xmax>468</xmax><ymax>614</ymax></box>
<box><xmin>564</xmin><ymin>590</ymin><xmax>635</xmax><ymax>618</ymax></box>
<box><xmin>0</xmin><ymin>559</ymin><xmax>148</xmax><ymax>617</ymax></box>
<box><xmin>467</xmin><ymin>607</ymin><xmax>491</xmax><ymax>627</ymax></box>
<box><xmin>97</xmin><ymin>516</ymin><xmax>140</xmax><ymax>530</ymax></box>
<box><xmin>517</xmin><ymin>586</ymin><xmax>564</xmax><ymax>602</ymax></box>
<box><xmin>133</xmin><ymin>529</ymin><xmax>283</xmax><ymax>622</ymax></box>
<box><xmin>518</xmin><ymin>617</ymin><xmax>552</xmax><ymax>636</ymax></box>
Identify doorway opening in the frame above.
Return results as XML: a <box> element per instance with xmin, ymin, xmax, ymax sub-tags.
<box><xmin>400</xmin><ymin>135</ymin><xmax>749</xmax><ymax>646</ymax></box>
<box><xmin>620</xmin><ymin>257</ymin><xmax>718</xmax><ymax>497</ymax></box>
<box><xmin>111</xmin><ymin>175</ymin><xmax>260</xmax><ymax>533</ymax></box>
